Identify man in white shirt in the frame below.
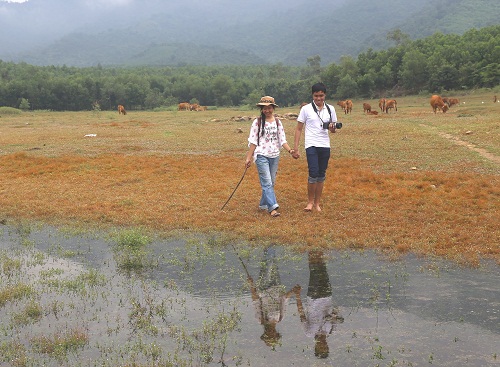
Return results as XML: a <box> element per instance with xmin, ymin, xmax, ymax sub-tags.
<box><xmin>295</xmin><ymin>250</ymin><xmax>344</xmax><ymax>359</ymax></box>
<box><xmin>292</xmin><ymin>83</ymin><xmax>339</xmax><ymax>212</ymax></box>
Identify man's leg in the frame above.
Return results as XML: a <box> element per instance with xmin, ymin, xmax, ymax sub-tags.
<box><xmin>305</xmin><ymin>147</ymin><xmax>320</xmax><ymax>212</ymax></box>
<box><xmin>305</xmin><ymin>182</ymin><xmax>316</xmax><ymax>211</ymax></box>
<box><xmin>314</xmin><ymin>147</ymin><xmax>331</xmax><ymax>211</ymax></box>
<box><xmin>313</xmin><ymin>181</ymin><xmax>324</xmax><ymax>211</ymax></box>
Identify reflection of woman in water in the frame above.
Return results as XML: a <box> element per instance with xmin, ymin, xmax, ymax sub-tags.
<box><xmin>247</xmin><ymin>246</ymin><xmax>301</xmax><ymax>348</ymax></box>
<box><xmin>296</xmin><ymin>250</ymin><xmax>343</xmax><ymax>358</ymax></box>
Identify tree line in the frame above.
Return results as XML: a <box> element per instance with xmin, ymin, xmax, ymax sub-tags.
<box><xmin>0</xmin><ymin>25</ymin><xmax>498</xmax><ymax>111</ymax></box>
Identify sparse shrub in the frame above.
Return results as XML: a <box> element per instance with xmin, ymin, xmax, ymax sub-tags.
<box><xmin>0</xmin><ymin>106</ymin><xmax>22</xmax><ymax>115</ymax></box>
<box><xmin>18</xmin><ymin>98</ymin><xmax>30</xmax><ymax>111</ymax></box>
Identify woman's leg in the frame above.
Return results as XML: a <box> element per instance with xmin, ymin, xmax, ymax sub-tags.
<box><xmin>255</xmin><ymin>155</ymin><xmax>279</xmax><ymax>213</ymax></box>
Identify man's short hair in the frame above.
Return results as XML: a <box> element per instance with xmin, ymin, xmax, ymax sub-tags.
<box><xmin>312</xmin><ymin>82</ymin><xmax>327</xmax><ymax>94</ymax></box>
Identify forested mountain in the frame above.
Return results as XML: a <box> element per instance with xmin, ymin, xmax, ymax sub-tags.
<box><xmin>0</xmin><ymin>0</ymin><xmax>499</xmax><ymax>67</ymax></box>
<box><xmin>1</xmin><ymin>25</ymin><xmax>498</xmax><ymax>111</ymax></box>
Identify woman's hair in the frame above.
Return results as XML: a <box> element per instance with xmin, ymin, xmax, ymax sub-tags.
<box><xmin>256</xmin><ymin>106</ymin><xmax>280</xmax><ymax>146</ymax></box>
<box><xmin>257</xmin><ymin>107</ymin><xmax>267</xmax><ymax>145</ymax></box>
<box><xmin>259</xmin><ymin>109</ymin><xmax>266</xmax><ymax>135</ymax></box>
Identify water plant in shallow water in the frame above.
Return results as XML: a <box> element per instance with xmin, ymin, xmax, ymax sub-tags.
<box><xmin>110</xmin><ymin>228</ymin><xmax>156</xmax><ymax>273</ymax></box>
<box><xmin>30</xmin><ymin>328</ymin><xmax>89</xmax><ymax>361</ymax></box>
<box><xmin>0</xmin><ymin>283</ymin><xmax>33</xmax><ymax>307</ymax></box>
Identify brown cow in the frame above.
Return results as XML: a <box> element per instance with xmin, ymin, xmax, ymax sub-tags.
<box><xmin>337</xmin><ymin>100</ymin><xmax>347</xmax><ymax>112</ymax></box>
<box><xmin>430</xmin><ymin>95</ymin><xmax>449</xmax><ymax>113</ymax></box>
<box><xmin>447</xmin><ymin>98</ymin><xmax>459</xmax><ymax>107</ymax></box>
<box><xmin>378</xmin><ymin>98</ymin><xmax>386</xmax><ymax>112</ymax></box>
<box><xmin>344</xmin><ymin>100</ymin><xmax>353</xmax><ymax>114</ymax></box>
<box><xmin>189</xmin><ymin>103</ymin><xmax>200</xmax><ymax>111</ymax></box>
<box><xmin>363</xmin><ymin>102</ymin><xmax>371</xmax><ymax>114</ymax></box>
<box><xmin>118</xmin><ymin>105</ymin><xmax>127</xmax><ymax>115</ymax></box>
<box><xmin>385</xmin><ymin>99</ymin><xmax>397</xmax><ymax>113</ymax></box>
<box><xmin>196</xmin><ymin>105</ymin><xmax>208</xmax><ymax>111</ymax></box>
<box><xmin>178</xmin><ymin>102</ymin><xmax>190</xmax><ymax>111</ymax></box>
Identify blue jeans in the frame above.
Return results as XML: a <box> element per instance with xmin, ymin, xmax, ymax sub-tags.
<box><xmin>306</xmin><ymin>146</ymin><xmax>330</xmax><ymax>183</ymax></box>
<box><xmin>255</xmin><ymin>155</ymin><xmax>280</xmax><ymax>212</ymax></box>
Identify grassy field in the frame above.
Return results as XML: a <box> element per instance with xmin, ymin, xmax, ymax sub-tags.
<box><xmin>1</xmin><ymin>90</ymin><xmax>499</xmax><ymax>265</ymax></box>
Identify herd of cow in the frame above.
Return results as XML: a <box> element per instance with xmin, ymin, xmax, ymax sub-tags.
<box><xmin>338</xmin><ymin>98</ymin><xmax>397</xmax><ymax>115</ymax></box>
<box><xmin>117</xmin><ymin>93</ymin><xmax>485</xmax><ymax>116</ymax></box>
<box><xmin>429</xmin><ymin>95</ymin><xmax>460</xmax><ymax>113</ymax></box>
<box><xmin>177</xmin><ymin>102</ymin><xmax>208</xmax><ymax>111</ymax></box>
<box><xmin>340</xmin><ymin>96</ymin><xmax>460</xmax><ymax>115</ymax></box>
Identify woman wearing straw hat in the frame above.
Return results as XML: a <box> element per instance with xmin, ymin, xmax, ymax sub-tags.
<box><xmin>245</xmin><ymin>96</ymin><xmax>294</xmax><ymax>217</ymax></box>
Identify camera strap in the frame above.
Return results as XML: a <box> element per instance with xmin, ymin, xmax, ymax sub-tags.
<box><xmin>311</xmin><ymin>101</ymin><xmax>332</xmax><ymax>123</ymax></box>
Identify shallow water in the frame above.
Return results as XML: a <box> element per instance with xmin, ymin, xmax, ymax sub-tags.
<box><xmin>0</xmin><ymin>224</ymin><xmax>498</xmax><ymax>366</ymax></box>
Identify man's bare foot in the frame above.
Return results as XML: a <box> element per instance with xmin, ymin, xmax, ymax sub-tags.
<box><xmin>314</xmin><ymin>205</ymin><xmax>322</xmax><ymax>212</ymax></box>
<box><xmin>304</xmin><ymin>203</ymin><xmax>313</xmax><ymax>212</ymax></box>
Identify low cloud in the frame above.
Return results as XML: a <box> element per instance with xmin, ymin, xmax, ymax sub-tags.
<box><xmin>83</xmin><ymin>0</ymin><xmax>133</xmax><ymax>8</ymax></box>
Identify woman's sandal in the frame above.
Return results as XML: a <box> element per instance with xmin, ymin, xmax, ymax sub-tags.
<box><xmin>270</xmin><ymin>210</ymin><xmax>281</xmax><ymax>217</ymax></box>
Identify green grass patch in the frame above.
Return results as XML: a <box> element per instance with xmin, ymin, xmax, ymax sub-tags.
<box><xmin>0</xmin><ymin>283</ymin><xmax>33</xmax><ymax>307</ymax></box>
<box><xmin>30</xmin><ymin>328</ymin><xmax>89</xmax><ymax>359</ymax></box>
<box><xmin>0</xmin><ymin>107</ymin><xmax>22</xmax><ymax>115</ymax></box>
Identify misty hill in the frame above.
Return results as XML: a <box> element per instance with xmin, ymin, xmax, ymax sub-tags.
<box><xmin>1</xmin><ymin>0</ymin><xmax>499</xmax><ymax>67</ymax></box>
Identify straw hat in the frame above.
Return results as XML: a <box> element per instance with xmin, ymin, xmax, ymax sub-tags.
<box><xmin>256</xmin><ymin>96</ymin><xmax>279</xmax><ymax>107</ymax></box>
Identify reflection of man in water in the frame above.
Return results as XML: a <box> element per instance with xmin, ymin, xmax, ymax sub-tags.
<box><xmin>296</xmin><ymin>250</ymin><xmax>343</xmax><ymax>358</ymax></box>
<box><xmin>247</xmin><ymin>246</ymin><xmax>301</xmax><ymax>348</ymax></box>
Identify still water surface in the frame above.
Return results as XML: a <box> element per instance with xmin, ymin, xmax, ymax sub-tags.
<box><xmin>0</xmin><ymin>224</ymin><xmax>498</xmax><ymax>366</ymax></box>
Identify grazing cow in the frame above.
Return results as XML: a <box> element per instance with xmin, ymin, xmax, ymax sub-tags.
<box><xmin>118</xmin><ymin>105</ymin><xmax>127</xmax><ymax>115</ymax></box>
<box><xmin>344</xmin><ymin>100</ymin><xmax>353</xmax><ymax>114</ymax></box>
<box><xmin>442</xmin><ymin>97</ymin><xmax>449</xmax><ymax>106</ymax></box>
<box><xmin>378</xmin><ymin>98</ymin><xmax>386</xmax><ymax>112</ymax></box>
<box><xmin>189</xmin><ymin>103</ymin><xmax>200</xmax><ymax>111</ymax></box>
<box><xmin>447</xmin><ymin>98</ymin><xmax>459</xmax><ymax>107</ymax></box>
<box><xmin>337</xmin><ymin>100</ymin><xmax>347</xmax><ymax>112</ymax></box>
<box><xmin>430</xmin><ymin>95</ymin><xmax>449</xmax><ymax>113</ymax></box>
<box><xmin>385</xmin><ymin>99</ymin><xmax>397</xmax><ymax>113</ymax></box>
<box><xmin>363</xmin><ymin>102</ymin><xmax>371</xmax><ymax>114</ymax></box>
<box><xmin>178</xmin><ymin>102</ymin><xmax>190</xmax><ymax>111</ymax></box>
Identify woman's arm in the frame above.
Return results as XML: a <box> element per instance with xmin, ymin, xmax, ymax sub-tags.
<box><xmin>245</xmin><ymin>143</ymin><xmax>257</xmax><ymax>168</ymax></box>
<box><xmin>292</xmin><ymin>122</ymin><xmax>303</xmax><ymax>159</ymax></box>
<box><xmin>281</xmin><ymin>142</ymin><xmax>295</xmax><ymax>156</ymax></box>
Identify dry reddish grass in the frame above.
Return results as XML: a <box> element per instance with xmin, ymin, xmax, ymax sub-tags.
<box><xmin>1</xmin><ymin>93</ymin><xmax>499</xmax><ymax>265</ymax></box>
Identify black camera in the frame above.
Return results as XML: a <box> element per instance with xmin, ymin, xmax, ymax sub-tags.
<box><xmin>322</xmin><ymin>122</ymin><xmax>343</xmax><ymax>129</ymax></box>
